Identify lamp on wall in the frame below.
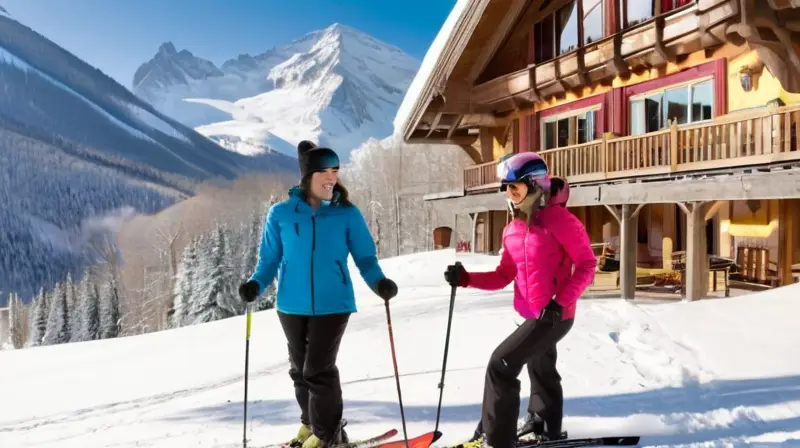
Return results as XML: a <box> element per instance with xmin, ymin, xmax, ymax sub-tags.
<box><xmin>738</xmin><ymin>61</ymin><xmax>765</xmax><ymax>92</ymax></box>
<box><xmin>739</xmin><ymin>66</ymin><xmax>754</xmax><ymax>92</ymax></box>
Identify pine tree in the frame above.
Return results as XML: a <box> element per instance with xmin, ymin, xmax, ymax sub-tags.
<box><xmin>187</xmin><ymin>225</ymin><xmax>236</xmax><ymax>324</ymax></box>
<box><xmin>73</xmin><ymin>271</ymin><xmax>100</xmax><ymax>342</ymax></box>
<box><xmin>8</xmin><ymin>293</ymin><xmax>26</xmax><ymax>349</ymax></box>
<box><xmin>255</xmin><ymin>280</ymin><xmax>277</xmax><ymax>312</ymax></box>
<box><xmin>64</xmin><ymin>272</ymin><xmax>78</xmax><ymax>338</ymax></box>
<box><xmin>171</xmin><ymin>237</ymin><xmax>198</xmax><ymax>328</ymax></box>
<box><xmin>43</xmin><ymin>282</ymin><xmax>70</xmax><ymax>345</ymax></box>
<box><xmin>100</xmin><ymin>276</ymin><xmax>121</xmax><ymax>339</ymax></box>
<box><xmin>28</xmin><ymin>287</ymin><xmax>48</xmax><ymax>347</ymax></box>
<box><xmin>241</xmin><ymin>209</ymin><xmax>262</xmax><ymax>281</ymax></box>
<box><xmin>242</xmin><ymin>208</ymin><xmax>276</xmax><ymax>312</ymax></box>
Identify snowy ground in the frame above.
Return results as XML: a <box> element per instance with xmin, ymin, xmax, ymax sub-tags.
<box><xmin>2</xmin><ymin>250</ymin><xmax>800</xmax><ymax>447</ymax></box>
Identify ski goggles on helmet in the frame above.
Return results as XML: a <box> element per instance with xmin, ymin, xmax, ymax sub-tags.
<box><xmin>496</xmin><ymin>152</ymin><xmax>550</xmax><ymax>192</ymax></box>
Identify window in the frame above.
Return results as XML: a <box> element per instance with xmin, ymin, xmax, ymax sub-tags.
<box><xmin>620</xmin><ymin>0</ymin><xmax>694</xmax><ymax>29</ymax></box>
<box><xmin>542</xmin><ymin>108</ymin><xmax>599</xmax><ymax>150</ymax></box>
<box><xmin>583</xmin><ymin>0</ymin><xmax>604</xmax><ymax>44</ymax></box>
<box><xmin>534</xmin><ymin>0</ymin><xmax>604</xmax><ymax>63</ymax></box>
<box><xmin>662</xmin><ymin>0</ymin><xmax>694</xmax><ymax>13</ymax></box>
<box><xmin>556</xmin><ymin>1</ymin><xmax>579</xmax><ymax>55</ymax></box>
<box><xmin>622</xmin><ymin>0</ymin><xmax>654</xmax><ymax>27</ymax></box>
<box><xmin>629</xmin><ymin>78</ymin><xmax>713</xmax><ymax>135</ymax></box>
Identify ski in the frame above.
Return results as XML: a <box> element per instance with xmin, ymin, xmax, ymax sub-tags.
<box><xmin>332</xmin><ymin>429</ymin><xmax>401</xmax><ymax>448</ymax></box>
<box><xmin>515</xmin><ymin>436</ymin><xmax>640</xmax><ymax>447</ymax></box>
<box><xmin>252</xmin><ymin>428</ymin><xmax>398</xmax><ymax>448</ymax></box>
<box><xmin>370</xmin><ymin>431</ymin><xmax>441</xmax><ymax>448</ymax></box>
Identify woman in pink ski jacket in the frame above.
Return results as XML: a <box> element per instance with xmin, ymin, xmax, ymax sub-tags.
<box><xmin>444</xmin><ymin>152</ymin><xmax>595</xmax><ymax>448</ymax></box>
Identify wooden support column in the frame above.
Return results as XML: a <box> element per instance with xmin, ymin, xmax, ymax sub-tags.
<box><xmin>589</xmin><ymin>206</ymin><xmax>605</xmax><ymax>243</ymax></box>
<box><xmin>479</xmin><ymin>126</ymin><xmax>507</xmax><ymax>162</ymax></box>
<box><xmin>678</xmin><ymin>202</ymin><xmax>709</xmax><ymax>301</ymax></box>
<box><xmin>469</xmin><ymin>212</ymin><xmax>478</xmax><ymax>254</ymax></box>
<box><xmin>778</xmin><ymin>199</ymin><xmax>796</xmax><ymax>286</ymax></box>
<box><xmin>605</xmin><ymin>204</ymin><xmax>645</xmax><ymax>300</ymax></box>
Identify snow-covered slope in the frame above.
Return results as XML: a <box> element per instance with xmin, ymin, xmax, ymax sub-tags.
<box><xmin>134</xmin><ymin>24</ymin><xmax>420</xmax><ymax>160</ymax></box>
<box><xmin>2</xmin><ymin>249</ymin><xmax>800</xmax><ymax>447</ymax></box>
<box><xmin>0</xmin><ymin>13</ymin><xmax>298</xmax><ymax>304</ymax></box>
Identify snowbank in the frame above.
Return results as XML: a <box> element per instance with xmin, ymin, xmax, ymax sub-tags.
<box><xmin>1</xmin><ymin>249</ymin><xmax>799</xmax><ymax>447</ymax></box>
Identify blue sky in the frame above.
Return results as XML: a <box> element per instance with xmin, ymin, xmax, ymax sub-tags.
<box><xmin>4</xmin><ymin>0</ymin><xmax>456</xmax><ymax>89</ymax></box>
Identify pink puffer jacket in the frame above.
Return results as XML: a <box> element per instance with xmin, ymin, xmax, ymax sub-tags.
<box><xmin>466</xmin><ymin>205</ymin><xmax>596</xmax><ymax>320</ymax></box>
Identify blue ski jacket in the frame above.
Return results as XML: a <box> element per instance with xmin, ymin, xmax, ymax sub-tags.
<box><xmin>248</xmin><ymin>186</ymin><xmax>385</xmax><ymax>315</ymax></box>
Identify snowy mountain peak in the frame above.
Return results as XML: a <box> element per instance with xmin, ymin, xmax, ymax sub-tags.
<box><xmin>132</xmin><ymin>23</ymin><xmax>420</xmax><ymax>160</ymax></box>
<box><xmin>157</xmin><ymin>41</ymin><xmax>179</xmax><ymax>57</ymax></box>
<box><xmin>0</xmin><ymin>5</ymin><xmax>10</xmax><ymax>18</ymax></box>
<box><xmin>132</xmin><ymin>42</ymin><xmax>223</xmax><ymax>93</ymax></box>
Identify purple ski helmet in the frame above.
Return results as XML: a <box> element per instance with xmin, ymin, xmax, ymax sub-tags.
<box><xmin>496</xmin><ymin>152</ymin><xmax>551</xmax><ymax>192</ymax></box>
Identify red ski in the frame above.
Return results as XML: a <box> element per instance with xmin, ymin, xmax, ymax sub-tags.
<box><xmin>370</xmin><ymin>431</ymin><xmax>441</xmax><ymax>448</ymax></box>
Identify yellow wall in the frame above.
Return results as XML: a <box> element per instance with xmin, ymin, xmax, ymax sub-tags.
<box><xmin>722</xmin><ymin>199</ymin><xmax>780</xmax><ymax>264</ymax></box>
<box><xmin>728</xmin><ymin>49</ymin><xmax>800</xmax><ymax>112</ymax></box>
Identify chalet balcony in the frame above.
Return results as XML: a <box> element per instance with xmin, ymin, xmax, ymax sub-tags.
<box><xmin>470</xmin><ymin>0</ymin><xmax>736</xmax><ymax>112</ymax></box>
<box><xmin>463</xmin><ymin>105</ymin><xmax>800</xmax><ymax>192</ymax></box>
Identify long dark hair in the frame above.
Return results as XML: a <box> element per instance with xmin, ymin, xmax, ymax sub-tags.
<box><xmin>299</xmin><ymin>174</ymin><xmax>352</xmax><ymax>207</ymax></box>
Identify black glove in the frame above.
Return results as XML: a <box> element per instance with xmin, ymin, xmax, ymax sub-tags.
<box><xmin>444</xmin><ymin>262</ymin><xmax>468</xmax><ymax>287</ymax></box>
<box><xmin>238</xmin><ymin>280</ymin><xmax>260</xmax><ymax>303</ymax></box>
<box><xmin>374</xmin><ymin>277</ymin><xmax>398</xmax><ymax>301</ymax></box>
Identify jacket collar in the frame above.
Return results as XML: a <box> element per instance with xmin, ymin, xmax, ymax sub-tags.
<box><xmin>289</xmin><ymin>185</ymin><xmax>341</xmax><ymax>215</ymax></box>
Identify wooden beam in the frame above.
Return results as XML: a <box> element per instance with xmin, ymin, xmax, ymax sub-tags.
<box><xmin>447</xmin><ymin>115</ymin><xmax>464</xmax><ymax>139</ymax></box>
<box><xmin>631</xmin><ymin>203</ymin><xmax>646</xmax><ymax>219</ymax></box>
<box><xmin>778</xmin><ymin>198</ymin><xmax>797</xmax><ymax>286</ymax></box>
<box><xmin>459</xmin><ymin>144</ymin><xmax>483</xmax><ymax>164</ymax></box>
<box><xmin>684</xmin><ymin>202</ymin><xmax>709</xmax><ymax>301</ymax></box>
<box><xmin>704</xmin><ymin>200</ymin><xmax>724</xmax><ymax>221</ymax></box>
<box><xmin>619</xmin><ymin>204</ymin><xmax>638</xmax><ymax>300</ymax></box>
<box><xmin>406</xmin><ymin>134</ymin><xmax>478</xmax><ymax>146</ymax></box>
<box><xmin>425</xmin><ymin>113</ymin><xmax>444</xmax><ymax>138</ymax></box>
<box><xmin>479</xmin><ymin>126</ymin><xmax>506</xmax><ymax>163</ymax></box>
<box><xmin>604</xmin><ymin>204</ymin><xmax>621</xmax><ymax>224</ymax></box>
<box><xmin>467</xmin><ymin>0</ymin><xmax>530</xmax><ymax>84</ymax></box>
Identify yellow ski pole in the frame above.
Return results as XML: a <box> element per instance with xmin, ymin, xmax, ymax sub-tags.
<box><xmin>243</xmin><ymin>303</ymin><xmax>253</xmax><ymax>447</ymax></box>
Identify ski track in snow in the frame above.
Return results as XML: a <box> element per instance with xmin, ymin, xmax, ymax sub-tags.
<box><xmin>2</xmin><ymin>250</ymin><xmax>800</xmax><ymax>447</ymax></box>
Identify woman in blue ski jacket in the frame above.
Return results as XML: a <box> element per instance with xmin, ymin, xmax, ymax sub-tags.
<box><xmin>238</xmin><ymin>140</ymin><xmax>398</xmax><ymax>448</ymax></box>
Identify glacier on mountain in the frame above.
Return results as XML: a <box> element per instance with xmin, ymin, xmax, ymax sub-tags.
<box><xmin>134</xmin><ymin>24</ymin><xmax>420</xmax><ymax>160</ymax></box>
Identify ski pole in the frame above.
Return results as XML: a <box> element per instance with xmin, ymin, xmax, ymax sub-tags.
<box><xmin>243</xmin><ymin>302</ymin><xmax>253</xmax><ymax>447</ymax></box>
<box><xmin>383</xmin><ymin>299</ymin><xmax>409</xmax><ymax>448</ymax></box>
<box><xmin>435</xmin><ymin>262</ymin><xmax>460</xmax><ymax>435</ymax></box>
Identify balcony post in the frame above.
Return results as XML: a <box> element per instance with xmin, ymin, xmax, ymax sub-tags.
<box><xmin>678</xmin><ymin>202</ymin><xmax>709</xmax><ymax>301</ymax></box>
<box><xmin>670</xmin><ymin>119</ymin><xmax>679</xmax><ymax>171</ymax></box>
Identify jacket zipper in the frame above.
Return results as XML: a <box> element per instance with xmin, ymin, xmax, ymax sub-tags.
<box><xmin>311</xmin><ymin>215</ymin><xmax>316</xmax><ymax>314</ymax></box>
<box><xmin>524</xmin><ymin>223</ymin><xmax>530</xmax><ymax>316</ymax></box>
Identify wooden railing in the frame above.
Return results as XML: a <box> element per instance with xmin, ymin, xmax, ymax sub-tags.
<box><xmin>464</xmin><ymin>159</ymin><xmax>501</xmax><ymax>191</ymax></box>
<box><xmin>463</xmin><ymin>105</ymin><xmax>800</xmax><ymax>192</ymax></box>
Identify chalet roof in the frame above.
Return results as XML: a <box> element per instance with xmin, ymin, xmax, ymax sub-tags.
<box><xmin>393</xmin><ymin>0</ymin><xmax>474</xmax><ymax>137</ymax></box>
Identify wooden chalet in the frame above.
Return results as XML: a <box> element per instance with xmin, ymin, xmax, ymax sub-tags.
<box><xmin>397</xmin><ymin>0</ymin><xmax>800</xmax><ymax>300</ymax></box>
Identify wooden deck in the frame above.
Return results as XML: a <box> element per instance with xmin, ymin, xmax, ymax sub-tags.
<box><xmin>464</xmin><ymin>105</ymin><xmax>800</xmax><ymax>192</ymax></box>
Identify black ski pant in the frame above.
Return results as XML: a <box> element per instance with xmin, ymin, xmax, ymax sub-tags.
<box><xmin>480</xmin><ymin>316</ymin><xmax>573</xmax><ymax>448</ymax></box>
<box><xmin>278</xmin><ymin>311</ymin><xmax>350</xmax><ymax>442</ymax></box>
<box><xmin>472</xmin><ymin>341</ymin><xmax>562</xmax><ymax>436</ymax></box>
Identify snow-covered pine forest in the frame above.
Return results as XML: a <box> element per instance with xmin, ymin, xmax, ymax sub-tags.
<box><xmin>2</xmin><ymin>136</ymin><xmax>470</xmax><ymax>351</ymax></box>
<box><xmin>3</xmin><ymin>202</ymin><xmax>278</xmax><ymax>349</ymax></box>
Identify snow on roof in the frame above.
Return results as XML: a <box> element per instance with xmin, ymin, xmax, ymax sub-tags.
<box><xmin>392</xmin><ymin>0</ymin><xmax>471</xmax><ymax>136</ymax></box>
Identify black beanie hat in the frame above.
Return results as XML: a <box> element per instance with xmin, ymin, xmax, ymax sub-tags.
<box><xmin>297</xmin><ymin>140</ymin><xmax>340</xmax><ymax>178</ymax></box>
